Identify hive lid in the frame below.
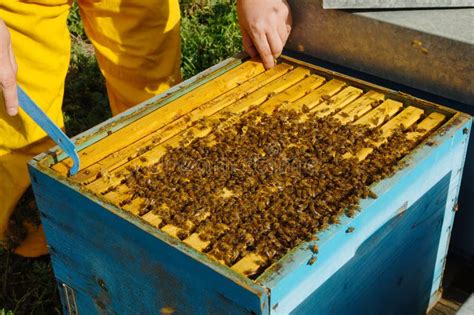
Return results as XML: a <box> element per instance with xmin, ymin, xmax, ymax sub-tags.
<box><xmin>286</xmin><ymin>1</ymin><xmax>474</xmax><ymax>106</ymax></box>
<box><xmin>322</xmin><ymin>0</ymin><xmax>474</xmax><ymax>8</ymax></box>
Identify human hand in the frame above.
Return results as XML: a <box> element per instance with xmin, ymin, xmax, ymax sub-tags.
<box><xmin>0</xmin><ymin>18</ymin><xmax>18</xmax><ymax>116</ymax></box>
<box><xmin>237</xmin><ymin>0</ymin><xmax>292</xmax><ymax>69</ymax></box>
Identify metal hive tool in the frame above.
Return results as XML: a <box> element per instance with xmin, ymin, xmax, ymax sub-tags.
<box><xmin>17</xmin><ymin>86</ymin><xmax>80</xmax><ymax>176</ymax></box>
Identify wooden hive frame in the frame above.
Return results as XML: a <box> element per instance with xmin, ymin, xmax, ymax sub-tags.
<box><xmin>51</xmin><ymin>56</ymin><xmax>447</xmax><ymax>276</ymax></box>
<box><xmin>30</xmin><ymin>54</ymin><xmax>471</xmax><ymax>314</ymax></box>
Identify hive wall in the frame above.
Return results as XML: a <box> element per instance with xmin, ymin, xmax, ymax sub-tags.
<box><xmin>29</xmin><ymin>166</ymin><xmax>268</xmax><ymax>315</ymax></box>
<box><xmin>29</xmin><ymin>55</ymin><xmax>472</xmax><ymax>314</ymax></box>
<box><xmin>292</xmin><ymin>173</ymin><xmax>450</xmax><ymax>314</ymax></box>
<box><xmin>261</xmin><ymin>115</ymin><xmax>471</xmax><ymax>314</ymax></box>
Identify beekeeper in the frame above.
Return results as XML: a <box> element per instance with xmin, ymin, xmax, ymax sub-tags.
<box><xmin>0</xmin><ymin>0</ymin><xmax>292</xmax><ymax>257</ymax></box>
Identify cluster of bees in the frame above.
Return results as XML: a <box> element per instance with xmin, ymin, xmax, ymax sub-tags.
<box><xmin>118</xmin><ymin>107</ymin><xmax>415</xmax><ymax>267</ymax></box>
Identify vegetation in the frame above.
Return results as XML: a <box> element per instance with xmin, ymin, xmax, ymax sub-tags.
<box><xmin>0</xmin><ymin>0</ymin><xmax>241</xmax><ymax>312</ymax></box>
<box><xmin>181</xmin><ymin>0</ymin><xmax>241</xmax><ymax>79</ymax></box>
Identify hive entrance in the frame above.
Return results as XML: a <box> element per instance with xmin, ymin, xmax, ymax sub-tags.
<box><xmin>51</xmin><ymin>59</ymin><xmax>446</xmax><ymax>279</ymax></box>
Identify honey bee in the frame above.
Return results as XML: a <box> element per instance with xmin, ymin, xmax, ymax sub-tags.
<box><xmin>119</xmin><ymin>199</ymin><xmax>132</xmax><ymax>207</ymax></box>
<box><xmin>152</xmin><ymin>136</ymin><xmax>162</xmax><ymax>144</ymax></box>
<box><xmin>113</xmin><ymin>103</ymin><xmax>413</xmax><ymax>276</ymax></box>
<box><xmin>308</xmin><ymin>256</ymin><xmax>317</xmax><ymax>266</ymax></box>
<box><xmin>368</xmin><ymin>190</ymin><xmax>378</xmax><ymax>199</ymax></box>
<box><xmin>160</xmin><ymin>306</ymin><xmax>176</xmax><ymax>315</ymax></box>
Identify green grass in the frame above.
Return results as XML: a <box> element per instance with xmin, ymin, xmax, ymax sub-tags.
<box><xmin>181</xmin><ymin>1</ymin><xmax>242</xmax><ymax>79</ymax></box>
<box><xmin>0</xmin><ymin>0</ymin><xmax>241</xmax><ymax>312</ymax></box>
<box><xmin>63</xmin><ymin>0</ymin><xmax>241</xmax><ymax>137</ymax></box>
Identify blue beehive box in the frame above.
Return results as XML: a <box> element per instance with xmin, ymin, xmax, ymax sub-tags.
<box><xmin>285</xmin><ymin>0</ymin><xmax>474</xmax><ymax>261</ymax></box>
<box><xmin>29</xmin><ymin>55</ymin><xmax>471</xmax><ymax>314</ymax></box>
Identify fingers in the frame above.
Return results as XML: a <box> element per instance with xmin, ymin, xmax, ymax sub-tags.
<box><xmin>241</xmin><ymin>28</ymin><xmax>258</xmax><ymax>59</ymax></box>
<box><xmin>249</xmin><ymin>28</ymin><xmax>275</xmax><ymax>69</ymax></box>
<box><xmin>1</xmin><ymin>51</ymin><xmax>18</xmax><ymax>117</ymax></box>
<box><xmin>0</xmin><ymin>20</ymin><xmax>18</xmax><ymax>116</ymax></box>
<box><xmin>266</xmin><ymin>32</ymin><xmax>283</xmax><ymax>59</ymax></box>
<box><xmin>237</xmin><ymin>0</ymin><xmax>292</xmax><ymax>69</ymax></box>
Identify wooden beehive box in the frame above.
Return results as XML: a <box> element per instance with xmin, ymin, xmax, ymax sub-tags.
<box><xmin>29</xmin><ymin>55</ymin><xmax>471</xmax><ymax>314</ymax></box>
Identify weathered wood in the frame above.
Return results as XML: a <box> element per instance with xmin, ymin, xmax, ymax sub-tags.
<box><xmin>354</xmin><ymin>99</ymin><xmax>403</xmax><ymax>128</ymax></box>
<box><xmin>53</xmin><ymin>60</ymin><xmax>267</xmax><ymax>175</ymax></box>
<box><xmin>70</xmin><ymin>63</ymin><xmax>294</xmax><ymax>184</ymax></box>
<box><xmin>354</xmin><ymin>106</ymin><xmax>424</xmax><ymax>161</ymax></box>
<box><xmin>333</xmin><ymin>91</ymin><xmax>385</xmax><ymax>124</ymax></box>
<box><xmin>406</xmin><ymin>112</ymin><xmax>446</xmax><ymax>141</ymax></box>
<box><xmin>292</xmin><ymin>79</ymin><xmax>347</xmax><ymax>111</ymax></box>
<box><xmin>323</xmin><ymin>0</ymin><xmax>473</xmax><ymax>9</ymax></box>
<box><xmin>310</xmin><ymin>86</ymin><xmax>363</xmax><ymax>118</ymax></box>
<box><xmin>87</xmin><ymin>68</ymin><xmax>310</xmax><ymax>193</ymax></box>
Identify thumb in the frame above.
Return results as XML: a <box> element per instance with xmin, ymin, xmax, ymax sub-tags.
<box><xmin>0</xmin><ymin>20</ymin><xmax>18</xmax><ymax>116</ymax></box>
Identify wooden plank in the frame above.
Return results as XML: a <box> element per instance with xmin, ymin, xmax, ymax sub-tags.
<box><xmin>84</xmin><ymin>62</ymin><xmax>441</xmax><ymax>278</ymax></box>
<box><xmin>380</xmin><ymin>106</ymin><xmax>425</xmax><ymax>135</ymax></box>
<box><xmin>70</xmin><ymin>63</ymin><xmax>294</xmax><ymax>184</ymax></box>
<box><xmin>429</xmin><ymin>298</ymin><xmax>460</xmax><ymax>315</ymax></box>
<box><xmin>29</xmin><ymin>167</ymin><xmax>269</xmax><ymax>314</ymax></box>
<box><xmin>206</xmin><ymin>103</ymin><xmax>430</xmax><ymax>277</ymax></box>
<box><xmin>98</xmin><ymin>72</ymin><xmax>325</xmax><ymax>259</ymax></box>
<box><xmin>161</xmin><ymin>212</ymin><xmax>210</xmax><ymax>239</ymax></box>
<box><xmin>141</xmin><ymin>211</ymin><xmax>163</xmax><ymax>228</ymax></box>
<box><xmin>87</xmin><ymin>68</ymin><xmax>310</xmax><ymax>194</ymax></box>
<box><xmin>354</xmin><ymin>99</ymin><xmax>404</xmax><ymax>128</ymax></box>
<box><xmin>310</xmin><ymin>86</ymin><xmax>364</xmax><ymax>118</ymax></box>
<box><xmin>342</xmin><ymin>99</ymin><xmax>404</xmax><ymax>160</ymax></box>
<box><xmin>106</xmin><ymin>183</ymin><xmax>209</xmax><ymax>241</ymax></box>
<box><xmin>173</xmin><ymin>81</ymin><xmax>361</xmax><ymax>260</ymax></box>
<box><xmin>229</xmin><ymin>89</ymin><xmax>375</xmax><ymax>276</ymax></box>
<box><xmin>183</xmin><ymin>233</ymin><xmax>210</xmax><ymax>252</ymax></box>
<box><xmin>290</xmin><ymin>79</ymin><xmax>347</xmax><ymax>111</ymax></box>
<box><xmin>406</xmin><ymin>112</ymin><xmax>446</xmax><ymax>141</ymax></box>
<box><xmin>258</xmin><ymin>74</ymin><xmax>326</xmax><ymax>114</ymax></box>
<box><xmin>333</xmin><ymin>91</ymin><xmax>385</xmax><ymax>124</ymax></box>
<box><xmin>183</xmin><ymin>224</ymin><xmax>230</xmax><ymax>252</ymax></box>
<box><xmin>95</xmin><ymin>70</ymin><xmax>314</xmax><ymax>241</ymax></box>
<box><xmin>323</xmin><ymin>0</ymin><xmax>473</xmax><ymax>9</ymax></box>
<box><xmin>52</xmin><ymin>60</ymin><xmax>267</xmax><ymax>175</ymax></box>
<box><xmin>354</xmin><ymin>106</ymin><xmax>424</xmax><ymax>161</ymax></box>
<box><xmin>228</xmin><ymin>102</ymin><xmax>423</xmax><ymax>277</ymax></box>
<box><xmin>161</xmin><ymin>223</ymin><xmax>192</xmax><ymax>238</ymax></box>
<box><xmin>231</xmin><ymin>253</ymin><xmax>266</xmax><ymax>276</ymax></box>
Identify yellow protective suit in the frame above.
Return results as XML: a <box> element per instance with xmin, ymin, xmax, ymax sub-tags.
<box><xmin>0</xmin><ymin>0</ymin><xmax>181</xmax><ymax>257</ymax></box>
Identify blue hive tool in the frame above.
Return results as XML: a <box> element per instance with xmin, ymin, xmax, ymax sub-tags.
<box><xmin>17</xmin><ymin>86</ymin><xmax>80</xmax><ymax>176</ymax></box>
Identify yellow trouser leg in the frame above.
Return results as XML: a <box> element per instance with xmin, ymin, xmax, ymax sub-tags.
<box><xmin>1</xmin><ymin>0</ymin><xmax>181</xmax><ymax>257</ymax></box>
<box><xmin>0</xmin><ymin>1</ymin><xmax>71</xmax><ymax>256</ymax></box>
<box><xmin>78</xmin><ymin>0</ymin><xmax>182</xmax><ymax>115</ymax></box>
